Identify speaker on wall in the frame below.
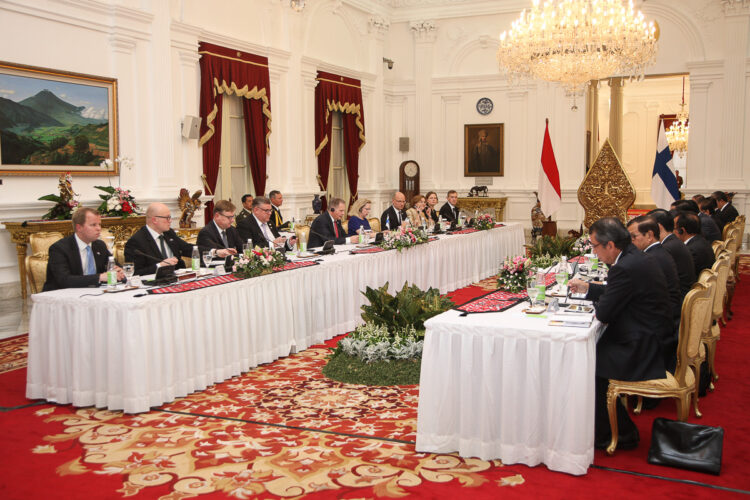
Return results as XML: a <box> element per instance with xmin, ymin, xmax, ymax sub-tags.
<box><xmin>399</xmin><ymin>137</ymin><xmax>409</xmax><ymax>152</ymax></box>
<box><xmin>182</xmin><ymin>115</ymin><xmax>201</xmax><ymax>139</ymax></box>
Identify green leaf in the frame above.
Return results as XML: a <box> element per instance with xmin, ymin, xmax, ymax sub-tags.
<box><xmin>38</xmin><ymin>194</ymin><xmax>63</xmax><ymax>202</ymax></box>
<box><xmin>94</xmin><ymin>185</ymin><xmax>115</xmax><ymax>194</ymax></box>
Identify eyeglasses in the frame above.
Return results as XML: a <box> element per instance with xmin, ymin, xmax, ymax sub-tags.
<box><xmin>257</xmin><ymin>208</ymin><xmax>272</xmax><ymax>213</ymax></box>
<box><xmin>591</xmin><ymin>241</ymin><xmax>603</xmax><ymax>249</ymax></box>
<box><xmin>154</xmin><ymin>215</ymin><xmax>172</xmax><ymax>221</ymax></box>
<box><xmin>219</xmin><ymin>213</ymin><xmax>235</xmax><ymax>220</ymax></box>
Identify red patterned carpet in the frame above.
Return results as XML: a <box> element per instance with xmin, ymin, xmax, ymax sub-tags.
<box><xmin>1</xmin><ymin>263</ymin><xmax>749</xmax><ymax>499</ymax></box>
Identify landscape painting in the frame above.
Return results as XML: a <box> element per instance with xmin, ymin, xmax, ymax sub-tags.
<box><xmin>0</xmin><ymin>61</ymin><xmax>118</xmax><ymax>175</ymax></box>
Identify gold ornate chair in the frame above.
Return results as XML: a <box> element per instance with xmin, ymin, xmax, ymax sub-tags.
<box><xmin>605</xmin><ymin>282</ymin><xmax>711</xmax><ymax>455</ymax></box>
<box><xmin>341</xmin><ymin>219</ymin><xmax>349</xmax><ymax>235</ymax></box>
<box><xmin>25</xmin><ymin>255</ymin><xmax>49</xmax><ymax>294</ymax></box>
<box><xmin>29</xmin><ymin>231</ymin><xmax>64</xmax><ymax>255</ymax></box>
<box><xmin>368</xmin><ymin>217</ymin><xmax>381</xmax><ymax>233</ymax></box>
<box><xmin>689</xmin><ymin>269</ymin><xmax>717</xmax><ymax>417</ymax></box>
<box><xmin>704</xmin><ymin>252</ymin><xmax>731</xmax><ymax>391</ymax></box>
<box><xmin>711</xmin><ymin>240</ymin><xmax>726</xmax><ymax>259</ymax></box>
<box><xmin>26</xmin><ymin>232</ymin><xmax>64</xmax><ymax>295</ymax></box>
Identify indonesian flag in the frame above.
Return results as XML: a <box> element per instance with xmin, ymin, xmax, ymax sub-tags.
<box><xmin>538</xmin><ymin>119</ymin><xmax>561</xmax><ymax>217</ymax></box>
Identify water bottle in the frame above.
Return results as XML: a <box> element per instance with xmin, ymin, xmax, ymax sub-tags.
<box><xmin>107</xmin><ymin>256</ymin><xmax>117</xmax><ymax>290</ymax></box>
<box><xmin>358</xmin><ymin>228</ymin><xmax>365</xmax><ymax>244</ymax></box>
<box><xmin>191</xmin><ymin>245</ymin><xmax>200</xmax><ymax>271</ymax></box>
<box><xmin>536</xmin><ymin>270</ymin><xmax>546</xmax><ymax>302</ymax></box>
<box><xmin>289</xmin><ymin>217</ymin><xmax>295</xmax><ymax>232</ymax></box>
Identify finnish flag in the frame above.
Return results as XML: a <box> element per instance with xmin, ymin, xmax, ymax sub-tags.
<box><xmin>650</xmin><ymin>120</ymin><xmax>680</xmax><ymax>209</ymax></box>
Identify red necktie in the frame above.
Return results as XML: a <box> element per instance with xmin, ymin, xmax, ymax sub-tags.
<box><xmin>334</xmin><ymin>221</ymin><xmax>339</xmax><ymax>238</ymax></box>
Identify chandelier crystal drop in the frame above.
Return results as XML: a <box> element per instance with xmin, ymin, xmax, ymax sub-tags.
<box><xmin>666</xmin><ymin>77</ymin><xmax>689</xmax><ymax>158</ymax></box>
<box><xmin>497</xmin><ymin>0</ymin><xmax>658</xmax><ymax>98</ymax></box>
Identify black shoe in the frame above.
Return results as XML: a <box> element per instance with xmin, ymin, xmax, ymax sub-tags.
<box><xmin>595</xmin><ymin>428</ymin><xmax>640</xmax><ymax>450</ymax></box>
<box><xmin>641</xmin><ymin>397</ymin><xmax>661</xmax><ymax>410</ymax></box>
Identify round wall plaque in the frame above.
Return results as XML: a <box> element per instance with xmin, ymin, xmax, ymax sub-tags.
<box><xmin>476</xmin><ymin>97</ymin><xmax>493</xmax><ymax>115</ymax></box>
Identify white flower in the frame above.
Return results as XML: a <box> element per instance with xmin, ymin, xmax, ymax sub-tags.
<box><xmin>106</xmin><ymin>197</ymin><xmax>118</xmax><ymax>210</ymax></box>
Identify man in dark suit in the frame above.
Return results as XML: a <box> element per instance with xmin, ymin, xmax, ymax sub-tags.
<box><xmin>197</xmin><ymin>200</ymin><xmax>243</xmax><ymax>261</ymax></box>
<box><xmin>569</xmin><ymin>217</ymin><xmax>670</xmax><ymax>450</ymax></box>
<box><xmin>380</xmin><ymin>192</ymin><xmax>407</xmax><ymax>231</ymax></box>
<box><xmin>628</xmin><ymin>216</ymin><xmax>681</xmax><ymax>371</ymax></box>
<box><xmin>439</xmin><ymin>190</ymin><xmax>460</xmax><ymax>223</ymax></box>
<box><xmin>675</xmin><ymin>212</ymin><xmax>715</xmax><ymax>275</ymax></box>
<box><xmin>309</xmin><ymin>197</ymin><xmax>358</xmax><ymax>248</ymax></box>
<box><xmin>43</xmin><ymin>207</ymin><xmax>124</xmax><ymax>291</ymax></box>
<box><xmin>236</xmin><ymin>196</ymin><xmax>296</xmax><ymax>250</ymax></box>
<box><xmin>235</xmin><ymin>194</ymin><xmax>253</xmax><ymax>226</ymax></box>
<box><xmin>268</xmin><ymin>190</ymin><xmax>289</xmax><ymax>233</ymax></box>
<box><xmin>712</xmin><ymin>190</ymin><xmax>739</xmax><ymax>228</ymax></box>
<box><xmin>124</xmin><ymin>202</ymin><xmax>195</xmax><ymax>276</ymax></box>
<box><xmin>647</xmin><ymin>209</ymin><xmax>696</xmax><ymax>300</ymax></box>
<box><xmin>699</xmin><ymin>197</ymin><xmax>723</xmax><ymax>240</ymax></box>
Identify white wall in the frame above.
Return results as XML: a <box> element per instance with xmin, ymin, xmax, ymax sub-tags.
<box><xmin>1</xmin><ymin>0</ymin><xmax>749</xmax><ymax>297</ymax></box>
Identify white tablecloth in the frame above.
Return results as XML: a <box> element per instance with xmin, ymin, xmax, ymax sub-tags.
<box><xmin>27</xmin><ymin>224</ymin><xmax>524</xmax><ymax>413</ymax></box>
<box><xmin>415</xmin><ymin>301</ymin><xmax>604</xmax><ymax>476</ymax></box>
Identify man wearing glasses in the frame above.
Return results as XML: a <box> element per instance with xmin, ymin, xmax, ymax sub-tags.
<box><xmin>197</xmin><ymin>200</ymin><xmax>244</xmax><ymax>261</ymax></box>
<box><xmin>125</xmin><ymin>202</ymin><xmax>196</xmax><ymax>275</ymax></box>
<box><xmin>237</xmin><ymin>196</ymin><xmax>296</xmax><ymax>250</ymax></box>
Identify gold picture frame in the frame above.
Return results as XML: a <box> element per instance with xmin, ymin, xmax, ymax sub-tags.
<box><xmin>464</xmin><ymin>123</ymin><xmax>504</xmax><ymax>177</ymax></box>
<box><xmin>0</xmin><ymin>61</ymin><xmax>118</xmax><ymax>176</ymax></box>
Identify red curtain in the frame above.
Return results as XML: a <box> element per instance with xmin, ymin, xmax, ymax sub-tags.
<box><xmin>314</xmin><ymin>71</ymin><xmax>366</xmax><ymax>210</ymax></box>
<box><xmin>198</xmin><ymin>42</ymin><xmax>271</xmax><ymax>220</ymax></box>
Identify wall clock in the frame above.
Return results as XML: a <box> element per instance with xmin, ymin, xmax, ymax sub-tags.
<box><xmin>476</xmin><ymin>97</ymin><xmax>493</xmax><ymax>115</ymax></box>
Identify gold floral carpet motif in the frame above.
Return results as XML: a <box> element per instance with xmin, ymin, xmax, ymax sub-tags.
<box><xmin>161</xmin><ymin>348</ymin><xmax>419</xmax><ymax>442</ymax></box>
<box><xmin>29</xmin><ymin>348</ymin><xmax>519</xmax><ymax>498</ymax></box>
<box><xmin>0</xmin><ymin>334</ymin><xmax>28</xmax><ymax>374</ymax></box>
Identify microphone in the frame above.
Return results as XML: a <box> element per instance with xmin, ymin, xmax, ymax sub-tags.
<box><xmin>134</xmin><ymin>249</ymin><xmax>166</xmax><ymax>263</ymax></box>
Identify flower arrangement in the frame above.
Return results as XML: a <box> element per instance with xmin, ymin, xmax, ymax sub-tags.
<box><xmin>233</xmin><ymin>246</ymin><xmax>286</xmax><ymax>278</ymax></box>
<box><xmin>472</xmin><ymin>213</ymin><xmax>495</xmax><ymax>231</ymax></box>
<box><xmin>531</xmin><ymin>253</ymin><xmax>558</xmax><ymax>270</ymax></box>
<box><xmin>497</xmin><ymin>255</ymin><xmax>533</xmax><ymax>292</ymax></box>
<box><xmin>95</xmin><ymin>185</ymin><xmax>140</xmax><ymax>217</ymax></box>
<box><xmin>572</xmin><ymin>233</ymin><xmax>593</xmax><ymax>256</ymax></box>
<box><xmin>39</xmin><ymin>172</ymin><xmax>80</xmax><ymax>220</ymax></box>
<box><xmin>379</xmin><ymin>226</ymin><xmax>429</xmax><ymax>252</ymax></box>
<box><xmin>338</xmin><ymin>323</ymin><xmax>423</xmax><ymax>363</ymax></box>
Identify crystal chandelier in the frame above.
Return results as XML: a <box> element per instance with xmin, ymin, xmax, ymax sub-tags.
<box><xmin>497</xmin><ymin>0</ymin><xmax>658</xmax><ymax>102</ymax></box>
<box><xmin>666</xmin><ymin>77</ymin><xmax>689</xmax><ymax>158</ymax></box>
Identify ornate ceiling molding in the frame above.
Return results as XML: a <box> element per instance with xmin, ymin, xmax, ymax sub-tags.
<box><xmin>409</xmin><ymin>20</ymin><xmax>437</xmax><ymax>41</ymax></box>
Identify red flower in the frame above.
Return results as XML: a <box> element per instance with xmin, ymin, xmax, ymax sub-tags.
<box><xmin>122</xmin><ymin>201</ymin><xmax>133</xmax><ymax>213</ymax></box>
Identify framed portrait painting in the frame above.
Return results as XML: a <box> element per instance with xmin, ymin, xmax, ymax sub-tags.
<box><xmin>0</xmin><ymin>61</ymin><xmax>118</xmax><ymax>176</ymax></box>
<box><xmin>464</xmin><ymin>123</ymin><xmax>503</xmax><ymax>177</ymax></box>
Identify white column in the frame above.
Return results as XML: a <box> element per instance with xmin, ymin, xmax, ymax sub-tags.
<box><xmin>608</xmin><ymin>77</ymin><xmax>624</xmax><ymax>159</ymax></box>
<box><xmin>684</xmin><ymin>77</ymin><xmax>714</xmax><ymax>190</ymax></box>
<box><xmin>410</xmin><ymin>20</ymin><xmax>437</xmax><ymax>186</ymax></box>
<box><xmin>719</xmin><ymin>4</ymin><xmax>750</xmax><ymax>185</ymax></box>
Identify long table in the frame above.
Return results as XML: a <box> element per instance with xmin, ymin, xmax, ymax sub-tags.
<box><xmin>415</xmin><ymin>299</ymin><xmax>604</xmax><ymax>476</ymax></box>
<box><xmin>26</xmin><ymin>224</ymin><xmax>524</xmax><ymax>414</ymax></box>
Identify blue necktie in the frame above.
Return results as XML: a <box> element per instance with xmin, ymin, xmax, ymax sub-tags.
<box><xmin>85</xmin><ymin>245</ymin><xmax>96</xmax><ymax>275</ymax></box>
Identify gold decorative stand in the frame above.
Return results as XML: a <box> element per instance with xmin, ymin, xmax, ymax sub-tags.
<box><xmin>4</xmin><ymin>216</ymin><xmax>146</xmax><ymax>299</ymax></box>
<box><xmin>457</xmin><ymin>197</ymin><xmax>507</xmax><ymax>221</ymax></box>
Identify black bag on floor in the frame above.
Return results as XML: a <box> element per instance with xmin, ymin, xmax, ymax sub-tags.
<box><xmin>647</xmin><ymin>418</ymin><xmax>724</xmax><ymax>475</ymax></box>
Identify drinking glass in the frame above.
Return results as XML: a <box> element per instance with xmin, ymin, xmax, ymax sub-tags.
<box><xmin>123</xmin><ymin>262</ymin><xmax>134</xmax><ymax>287</ymax></box>
<box><xmin>102</xmin><ymin>235</ymin><xmax>115</xmax><ymax>252</ymax></box>
<box><xmin>555</xmin><ymin>271</ymin><xmax>568</xmax><ymax>296</ymax></box>
<box><xmin>526</xmin><ymin>283</ymin><xmax>540</xmax><ymax>305</ymax></box>
<box><xmin>202</xmin><ymin>251</ymin><xmax>212</xmax><ymax>269</ymax></box>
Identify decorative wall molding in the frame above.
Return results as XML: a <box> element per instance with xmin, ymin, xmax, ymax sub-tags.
<box><xmin>722</xmin><ymin>0</ymin><xmax>750</xmax><ymax>16</ymax></box>
<box><xmin>409</xmin><ymin>20</ymin><xmax>437</xmax><ymax>42</ymax></box>
<box><xmin>368</xmin><ymin>15</ymin><xmax>391</xmax><ymax>36</ymax></box>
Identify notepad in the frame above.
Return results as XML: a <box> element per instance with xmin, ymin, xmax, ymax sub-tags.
<box><xmin>548</xmin><ymin>313</ymin><xmax>594</xmax><ymax>328</ymax></box>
